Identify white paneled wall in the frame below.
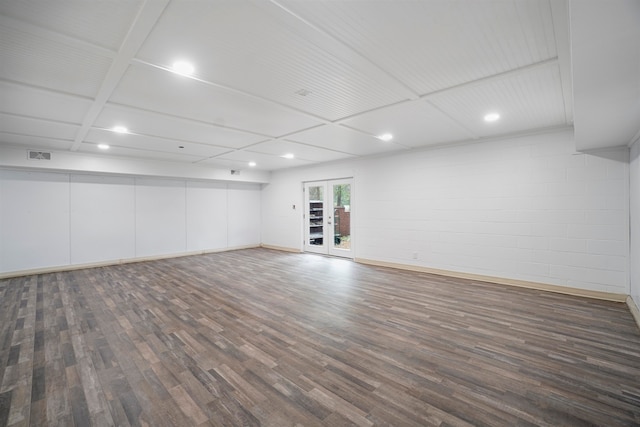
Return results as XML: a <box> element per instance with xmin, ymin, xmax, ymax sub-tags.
<box><xmin>135</xmin><ymin>178</ymin><xmax>188</xmax><ymax>257</ymax></box>
<box><xmin>0</xmin><ymin>171</ymin><xmax>261</xmax><ymax>274</ymax></box>
<box><xmin>262</xmin><ymin>129</ymin><xmax>629</xmax><ymax>294</ymax></box>
<box><xmin>70</xmin><ymin>174</ymin><xmax>135</xmax><ymax>264</ymax></box>
<box><xmin>186</xmin><ymin>181</ymin><xmax>228</xmax><ymax>251</ymax></box>
<box><xmin>630</xmin><ymin>140</ymin><xmax>640</xmax><ymax>308</ymax></box>
<box><xmin>228</xmin><ymin>183</ymin><xmax>262</xmax><ymax>248</ymax></box>
<box><xmin>1</xmin><ymin>170</ymin><xmax>71</xmax><ymax>271</ymax></box>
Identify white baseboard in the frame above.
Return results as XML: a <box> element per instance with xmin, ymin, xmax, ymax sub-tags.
<box><xmin>627</xmin><ymin>296</ymin><xmax>640</xmax><ymax>331</ymax></box>
<box><xmin>0</xmin><ymin>245</ymin><xmax>260</xmax><ymax>279</ymax></box>
<box><xmin>260</xmin><ymin>244</ymin><xmax>302</xmax><ymax>253</ymax></box>
<box><xmin>355</xmin><ymin>257</ymin><xmax>628</xmax><ymax>303</ymax></box>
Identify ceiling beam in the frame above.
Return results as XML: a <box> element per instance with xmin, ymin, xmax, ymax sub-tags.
<box><xmin>70</xmin><ymin>0</ymin><xmax>170</xmax><ymax>151</ymax></box>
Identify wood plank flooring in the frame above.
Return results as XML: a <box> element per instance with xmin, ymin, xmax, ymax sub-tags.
<box><xmin>1</xmin><ymin>248</ymin><xmax>640</xmax><ymax>426</ymax></box>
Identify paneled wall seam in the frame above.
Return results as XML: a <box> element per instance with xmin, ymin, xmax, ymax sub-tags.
<box><xmin>184</xmin><ymin>180</ymin><xmax>188</xmax><ymax>252</ymax></box>
<box><xmin>68</xmin><ymin>174</ymin><xmax>72</xmax><ymax>264</ymax></box>
<box><xmin>134</xmin><ymin>177</ymin><xmax>138</xmax><ymax>257</ymax></box>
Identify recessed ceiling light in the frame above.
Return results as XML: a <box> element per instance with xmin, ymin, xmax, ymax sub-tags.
<box><xmin>378</xmin><ymin>133</ymin><xmax>393</xmax><ymax>142</ymax></box>
<box><xmin>98</xmin><ymin>143</ymin><xmax>109</xmax><ymax>150</ymax></box>
<box><xmin>112</xmin><ymin>126</ymin><xmax>128</xmax><ymax>134</ymax></box>
<box><xmin>249</xmin><ymin>161</ymin><xmax>257</xmax><ymax>167</ymax></box>
<box><xmin>171</xmin><ymin>60</ymin><xmax>195</xmax><ymax>76</ymax></box>
<box><xmin>484</xmin><ymin>113</ymin><xmax>500</xmax><ymax>122</ymax></box>
<box><xmin>282</xmin><ymin>153</ymin><xmax>294</xmax><ymax>159</ymax></box>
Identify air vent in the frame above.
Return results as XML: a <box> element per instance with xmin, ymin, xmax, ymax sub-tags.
<box><xmin>28</xmin><ymin>150</ymin><xmax>51</xmax><ymax>160</ymax></box>
<box><xmin>230</xmin><ymin>169</ymin><xmax>241</xmax><ymax>175</ymax></box>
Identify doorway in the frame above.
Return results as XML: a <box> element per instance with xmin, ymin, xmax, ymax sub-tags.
<box><xmin>304</xmin><ymin>179</ymin><xmax>353</xmax><ymax>258</ymax></box>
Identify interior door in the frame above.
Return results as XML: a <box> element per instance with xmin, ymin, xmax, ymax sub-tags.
<box><xmin>304</xmin><ymin>179</ymin><xmax>353</xmax><ymax>258</ymax></box>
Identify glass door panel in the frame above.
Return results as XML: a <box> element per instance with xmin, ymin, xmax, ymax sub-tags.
<box><xmin>329</xmin><ymin>180</ymin><xmax>352</xmax><ymax>257</ymax></box>
<box><xmin>304</xmin><ymin>182</ymin><xmax>326</xmax><ymax>254</ymax></box>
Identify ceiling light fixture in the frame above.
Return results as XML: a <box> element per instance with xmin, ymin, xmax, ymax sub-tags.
<box><xmin>171</xmin><ymin>60</ymin><xmax>195</xmax><ymax>76</ymax></box>
<box><xmin>98</xmin><ymin>143</ymin><xmax>110</xmax><ymax>150</ymax></box>
<box><xmin>112</xmin><ymin>126</ymin><xmax>128</xmax><ymax>134</ymax></box>
<box><xmin>249</xmin><ymin>161</ymin><xmax>257</xmax><ymax>167</ymax></box>
<box><xmin>484</xmin><ymin>112</ymin><xmax>500</xmax><ymax>122</ymax></box>
<box><xmin>378</xmin><ymin>133</ymin><xmax>393</xmax><ymax>142</ymax></box>
<box><xmin>282</xmin><ymin>153</ymin><xmax>294</xmax><ymax>159</ymax></box>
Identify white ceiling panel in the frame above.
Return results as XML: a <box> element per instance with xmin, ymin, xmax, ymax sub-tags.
<box><xmin>287</xmin><ymin>125</ymin><xmax>408</xmax><ymax>157</ymax></box>
<box><xmin>110</xmin><ymin>63</ymin><xmax>323</xmax><ymax>137</ymax></box>
<box><xmin>247</xmin><ymin>139</ymin><xmax>356</xmax><ymax>163</ymax></box>
<box><xmin>0</xmin><ymin>0</ymin><xmax>143</xmax><ymax>51</ymax></box>
<box><xmin>95</xmin><ymin>105</ymin><xmax>266</xmax><ymax>149</ymax></box>
<box><xmin>1</xmin><ymin>1</ymin><xmax>633</xmax><ymax>173</ymax></box>
<box><xmin>0</xmin><ymin>25</ymin><xmax>112</xmax><ymax>97</ymax></box>
<box><xmin>0</xmin><ymin>113</ymin><xmax>78</xmax><ymax>141</ymax></box>
<box><xmin>204</xmin><ymin>150</ymin><xmax>312</xmax><ymax>171</ymax></box>
<box><xmin>428</xmin><ymin>64</ymin><xmax>567</xmax><ymax>137</ymax></box>
<box><xmin>0</xmin><ymin>81</ymin><xmax>92</xmax><ymax>124</ymax></box>
<box><xmin>84</xmin><ymin>128</ymin><xmax>232</xmax><ymax>159</ymax></box>
<box><xmin>0</xmin><ymin>135</ymin><xmax>73</xmax><ymax>151</ymax></box>
<box><xmin>77</xmin><ymin>144</ymin><xmax>203</xmax><ymax>163</ymax></box>
<box><xmin>341</xmin><ymin>101</ymin><xmax>476</xmax><ymax>148</ymax></box>
<box><xmin>278</xmin><ymin>0</ymin><xmax>557</xmax><ymax>96</ymax></box>
<box><xmin>135</xmin><ymin>0</ymin><xmax>408</xmax><ymax>120</ymax></box>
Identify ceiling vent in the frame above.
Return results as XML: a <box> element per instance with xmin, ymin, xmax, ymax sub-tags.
<box><xmin>28</xmin><ymin>150</ymin><xmax>51</xmax><ymax>160</ymax></box>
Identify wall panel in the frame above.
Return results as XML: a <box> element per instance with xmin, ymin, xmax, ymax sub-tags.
<box><xmin>228</xmin><ymin>183</ymin><xmax>261</xmax><ymax>248</ymax></box>
<box><xmin>70</xmin><ymin>174</ymin><xmax>135</xmax><ymax>264</ymax></box>
<box><xmin>0</xmin><ymin>170</ymin><xmax>70</xmax><ymax>271</ymax></box>
<box><xmin>186</xmin><ymin>181</ymin><xmax>228</xmax><ymax>251</ymax></box>
<box><xmin>0</xmin><ymin>170</ymin><xmax>262</xmax><ymax>275</ymax></box>
<box><xmin>135</xmin><ymin>178</ymin><xmax>187</xmax><ymax>257</ymax></box>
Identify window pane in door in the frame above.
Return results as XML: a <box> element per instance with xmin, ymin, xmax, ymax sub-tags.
<box><xmin>332</xmin><ymin>183</ymin><xmax>351</xmax><ymax>250</ymax></box>
<box><xmin>308</xmin><ymin>185</ymin><xmax>324</xmax><ymax>246</ymax></box>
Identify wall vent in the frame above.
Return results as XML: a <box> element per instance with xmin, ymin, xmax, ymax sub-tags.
<box><xmin>28</xmin><ymin>150</ymin><xmax>52</xmax><ymax>160</ymax></box>
<box><xmin>231</xmin><ymin>169</ymin><xmax>241</xmax><ymax>175</ymax></box>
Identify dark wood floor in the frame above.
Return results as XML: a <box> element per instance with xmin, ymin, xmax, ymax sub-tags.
<box><xmin>1</xmin><ymin>248</ymin><xmax>640</xmax><ymax>426</ymax></box>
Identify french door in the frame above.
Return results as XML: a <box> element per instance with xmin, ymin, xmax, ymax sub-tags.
<box><xmin>304</xmin><ymin>179</ymin><xmax>353</xmax><ymax>258</ymax></box>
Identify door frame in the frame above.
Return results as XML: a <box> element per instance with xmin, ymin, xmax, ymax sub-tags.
<box><xmin>303</xmin><ymin>178</ymin><xmax>354</xmax><ymax>258</ymax></box>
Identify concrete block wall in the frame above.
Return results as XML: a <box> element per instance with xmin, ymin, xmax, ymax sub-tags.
<box><xmin>262</xmin><ymin>128</ymin><xmax>629</xmax><ymax>295</ymax></box>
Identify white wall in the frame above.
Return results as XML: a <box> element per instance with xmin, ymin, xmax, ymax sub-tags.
<box><xmin>186</xmin><ymin>181</ymin><xmax>228</xmax><ymax>252</ymax></box>
<box><xmin>262</xmin><ymin>129</ymin><xmax>629</xmax><ymax>295</ymax></box>
<box><xmin>630</xmin><ymin>140</ymin><xmax>640</xmax><ymax>307</ymax></box>
<box><xmin>1</xmin><ymin>171</ymin><xmax>71</xmax><ymax>271</ymax></box>
<box><xmin>70</xmin><ymin>174</ymin><xmax>135</xmax><ymax>264</ymax></box>
<box><xmin>0</xmin><ymin>170</ymin><xmax>262</xmax><ymax>274</ymax></box>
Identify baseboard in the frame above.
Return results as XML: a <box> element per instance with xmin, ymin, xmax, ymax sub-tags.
<box><xmin>627</xmin><ymin>296</ymin><xmax>640</xmax><ymax>331</ymax></box>
<box><xmin>0</xmin><ymin>245</ymin><xmax>261</xmax><ymax>279</ymax></box>
<box><xmin>355</xmin><ymin>258</ymin><xmax>627</xmax><ymax>303</ymax></box>
<box><xmin>260</xmin><ymin>244</ymin><xmax>303</xmax><ymax>253</ymax></box>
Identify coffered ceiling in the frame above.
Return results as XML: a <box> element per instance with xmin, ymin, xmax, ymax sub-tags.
<box><xmin>0</xmin><ymin>0</ymin><xmax>638</xmax><ymax>172</ymax></box>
